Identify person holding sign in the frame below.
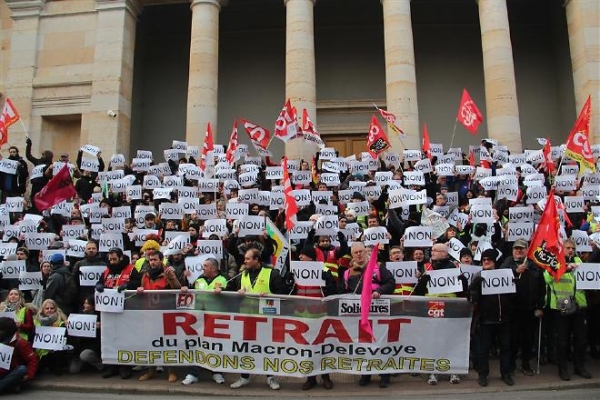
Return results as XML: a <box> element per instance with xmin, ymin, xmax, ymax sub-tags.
<box><xmin>0</xmin><ymin>290</ymin><xmax>35</xmax><ymax>341</ymax></box>
<box><xmin>33</xmin><ymin>299</ymin><xmax>68</xmax><ymax>375</ymax></box>
<box><xmin>341</xmin><ymin>242</ymin><xmax>394</xmax><ymax>388</ymax></box>
<box><xmin>0</xmin><ymin>146</ymin><xmax>28</xmax><ymax>202</ymax></box>
<box><xmin>469</xmin><ymin>249</ymin><xmax>516</xmax><ymax>387</ymax></box>
<box><xmin>0</xmin><ymin>317</ymin><xmax>37</xmax><ymax>394</ymax></box>
<box><xmin>68</xmin><ymin>296</ymin><xmax>103</xmax><ymax>374</ymax></box>
<box><xmin>226</xmin><ymin>248</ymin><xmax>288</xmax><ymax>390</ymax></box>
<box><xmin>64</xmin><ymin>240</ymin><xmax>106</xmax><ymax>314</ymax></box>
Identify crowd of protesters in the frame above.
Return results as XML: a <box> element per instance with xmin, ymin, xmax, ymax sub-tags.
<box><xmin>0</xmin><ymin>136</ymin><xmax>598</xmax><ymax>393</ymax></box>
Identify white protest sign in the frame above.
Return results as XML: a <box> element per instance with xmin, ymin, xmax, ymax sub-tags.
<box><xmin>470</xmin><ymin>205</ymin><xmax>494</xmax><ymax>224</ymax></box>
<box><xmin>4</xmin><ymin>197</ymin><xmax>24</xmax><ymax>213</ymax></box>
<box><xmin>404</xmin><ymin>171</ymin><xmax>425</xmax><ymax>186</ymax></box>
<box><xmin>0</xmin><ymin>343</ymin><xmax>13</xmax><ymax>370</ymax></box>
<box><xmin>292</xmin><ymin>189</ymin><xmax>312</xmax><ymax>206</ymax></box>
<box><xmin>320</xmin><ymin>173</ymin><xmax>341</xmax><ymax>187</ymax></box>
<box><xmin>571</xmin><ymin>230</ymin><xmax>592</xmax><ymax>252</ymax></box>
<box><xmin>290</xmin><ymin>261</ymin><xmax>325</xmax><ymax>287</ymax></box>
<box><xmin>238</xmin><ymin>216</ymin><xmax>265</xmax><ymax>237</ymax></box>
<box><xmin>403</xmin><ymin>226</ymin><xmax>433</xmax><ymax>247</ymax></box>
<box><xmin>346</xmin><ymin>201</ymin><xmax>370</xmax><ymax>217</ymax></box>
<box><xmin>564</xmin><ymin>196</ymin><xmax>584</xmax><ymax>213</ymax></box>
<box><xmin>99</xmin><ymin>233</ymin><xmax>124</xmax><ymax>252</ymax></box>
<box><xmin>1</xmin><ymin>260</ymin><xmax>25</xmax><ymax>279</ymax></box>
<box><xmin>507</xmin><ymin>222</ymin><xmax>534</xmax><ymax>242</ymax></box>
<box><xmin>67</xmin><ymin>239</ymin><xmax>87</xmax><ymax>258</ymax></box>
<box><xmin>447</xmin><ymin>238</ymin><xmax>466</xmax><ymax>261</ymax></box>
<box><xmin>194</xmin><ymin>204</ymin><xmax>216</xmax><ymax>220</ymax></box>
<box><xmin>164</xmin><ymin>234</ymin><xmax>191</xmax><ymax>256</ymax></box>
<box><xmin>289</xmin><ymin>221</ymin><xmax>312</xmax><ymax>240</ymax></box>
<box><xmin>226</xmin><ymin>203</ymin><xmax>248</xmax><ymax>219</ymax></box>
<box><xmin>386</xmin><ymin>261</ymin><xmax>418</xmax><ymax>285</ymax></box>
<box><xmin>202</xmin><ymin>219</ymin><xmax>227</xmax><ymax>238</ymax></box>
<box><xmin>79</xmin><ymin>266</ymin><xmax>106</xmax><ymax>287</ymax></box>
<box><xmin>575</xmin><ymin>263</ymin><xmax>600</xmax><ymax>290</ymax></box>
<box><xmin>314</xmin><ymin>215</ymin><xmax>338</xmax><ymax>236</ymax></box>
<box><xmin>33</xmin><ymin>326</ymin><xmax>66</xmax><ymax>351</ymax></box>
<box><xmin>25</xmin><ymin>232</ymin><xmax>56</xmax><ymax>251</ymax></box>
<box><xmin>459</xmin><ymin>264</ymin><xmax>483</xmax><ymax>286</ymax></box>
<box><xmin>0</xmin><ymin>243</ymin><xmax>18</xmax><ymax>258</ymax></box>
<box><xmin>67</xmin><ymin>314</ymin><xmax>98</xmax><ymax>338</ymax></box>
<box><xmin>426</xmin><ymin>268</ymin><xmax>463</xmax><ymax>295</ymax></box>
<box><xmin>363</xmin><ymin>227</ymin><xmax>389</xmax><ymax>246</ymax></box>
<box><xmin>481</xmin><ymin>269</ymin><xmax>516</xmax><ymax>295</ymax></box>
<box><xmin>0</xmin><ymin>159</ymin><xmax>18</xmax><ymax>175</ymax></box>
<box><xmin>196</xmin><ymin>240</ymin><xmax>223</xmax><ymax>259</ymax></box>
<box><xmin>95</xmin><ymin>289</ymin><xmax>125</xmax><ymax>313</ymax></box>
<box><xmin>509</xmin><ymin>206</ymin><xmax>534</xmax><ymax>222</ymax></box>
<box><xmin>18</xmin><ymin>271</ymin><xmax>42</xmax><ymax>291</ymax></box>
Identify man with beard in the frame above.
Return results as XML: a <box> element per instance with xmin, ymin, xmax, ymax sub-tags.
<box><xmin>65</xmin><ymin>240</ymin><xmax>106</xmax><ymax>312</ymax></box>
<box><xmin>0</xmin><ymin>146</ymin><xmax>28</xmax><ymax>202</ymax></box>
<box><xmin>96</xmin><ymin>247</ymin><xmax>141</xmax><ymax>379</ymax></box>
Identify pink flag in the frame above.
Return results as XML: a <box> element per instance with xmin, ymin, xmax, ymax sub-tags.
<box><xmin>360</xmin><ymin>246</ymin><xmax>378</xmax><ymax>340</ymax></box>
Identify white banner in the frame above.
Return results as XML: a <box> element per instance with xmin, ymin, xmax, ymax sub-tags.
<box><xmin>447</xmin><ymin>238</ymin><xmax>465</xmax><ymax>261</ymax></box>
<box><xmin>290</xmin><ymin>261</ymin><xmax>325</xmax><ymax>287</ymax></box>
<box><xmin>481</xmin><ymin>269</ymin><xmax>516</xmax><ymax>295</ymax></box>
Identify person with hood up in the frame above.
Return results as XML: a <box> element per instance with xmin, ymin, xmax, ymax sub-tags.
<box><xmin>43</xmin><ymin>253</ymin><xmax>71</xmax><ymax>315</ymax></box>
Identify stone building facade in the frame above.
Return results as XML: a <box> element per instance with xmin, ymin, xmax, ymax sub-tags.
<box><xmin>0</xmin><ymin>0</ymin><xmax>598</xmax><ymax>161</ymax></box>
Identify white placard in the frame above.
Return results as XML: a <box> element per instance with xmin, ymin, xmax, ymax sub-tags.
<box><xmin>194</xmin><ymin>204</ymin><xmax>217</xmax><ymax>220</ymax></box>
<box><xmin>292</xmin><ymin>189</ymin><xmax>312</xmax><ymax>206</ymax></box>
<box><xmin>426</xmin><ymin>268</ymin><xmax>463</xmax><ymax>295</ymax></box>
<box><xmin>386</xmin><ymin>261</ymin><xmax>418</xmax><ymax>284</ymax></box>
<box><xmin>403</xmin><ymin>226</ymin><xmax>433</xmax><ymax>247</ymax></box>
<box><xmin>346</xmin><ymin>201</ymin><xmax>370</xmax><ymax>217</ymax></box>
<box><xmin>0</xmin><ymin>343</ymin><xmax>13</xmax><ymax>370</ymax></box>
<box><xmin>470</xmin><ymin>205</ymin><xmax>494</xmax><ymax>224</ymax></box>
<box><xmin>202</xmin><ymin>219</ymin><xmax>228</xmax><ymax>238</ymax></box>
<box><xmin>481</xmin><ymin>269</ymin><xmax>516</xmax><ymax>295</ymax></box>
<box><xmin>314</xmin><ymin>215</ymin><xmax>338</xmax><ymax>236</ymax></box>
<box><xmin>509</xmin><ymin>206</ymin><xmax>534</xmax><ymax>222</ymax></box>
<box><xmin>67</xmin><ymin>314</ymin><xmax>98</xmax><ymax>338</ymax></box>
<box><xmin>238</xmin><ymin>216</ymin><xmax>265</xmax><ymax>237</ymax></box>
<box><xmin>571</xmin><ymin>230</ymin><xmax>592</xmax><ymax>252</ymax></box>
<box><xmin>447</xmin><ymin>238</ymin><xmax>466</xmax><ymax>261</ymax></box>
<box><xmin>79</xmin><ymin>266</ymin><xmax>106</xmax><ymax>287</ymax></box>
<box><xmin>18</xmin><ymin>271</ymin><xmax>42</xmax><ymax>291</ymax></box>
<box><xmin>226</xmin><ymin>202</ymin><xmax>248</xmax><ymax>219</ymax></box>
<box><xmin>95</xmin><ymin>289</ymin><xmax>125</xmax><ymax>313</ymax></box>
<box><xmin>1</xmin><ymin>260</ymin><xmax>26</xmax><ymax>279</ymax></box>
<box><xmin>25</xmin><ymin>232</ymin><xmax>56</xmax><ymax>251</ymax></box>
<box><xmin>288</xmin><ymin>221</ymin><xmax>312</xmax><ymax>240</ymax></box>
<box><xmin>564</xmin><ymin>196</ymin><xmax>584</xmax><ymax>213</ymax></box>
<box><xmin>99</xmin><ymin>233</ymin><xmax>124</xmax><ymax>252</ymax></box>
<box><xmin>67</xmin><ymin>239</ymin><xmax>87</xmax><ymax>258</ymax></box>
<box><xmin>33</xmin><ymin>326</ymin><xmax>66</xmax><ymax>351</ymax></box>
<box><xmin>0</xmin><ymin>159</ymin><xmax>18</xmax><ymax>175</ymax></box>
<box><xmin>290</xmin><ymin>261</ymin><xmax>325</xmax><ymax>287</ymax></box>
<box><xmin>404</xmin><ymin>171</ymin><xmax>425</xmax><ymax>186</ymax></box>
<box><xmin>195</xmin><ymin>240</ymin><xmax>223</xmax><ymax>259</ymax></box>
<box><xmin>362</xmin><ymin>227</ymin><xmax>389</xmax><ymax>246</ymax></box>
<box><xmin>507</xmin><ymin>222</ymin><xmax>534</xmax><ymax>242</ymax></box>
<box><xmin>459</xmin><ymin>264</ymin><xmax>483</xmax><ymax>286</ymax></box>
<box><xmin>575</xmin><ymin>263</ymin><xmax>600</xmax><ymax>290</ymax></box>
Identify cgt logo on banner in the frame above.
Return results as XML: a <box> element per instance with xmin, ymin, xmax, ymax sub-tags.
<box><xmin>100</xmin><ymin>292</ymin><xmax>471</xmax><ymax>376</ymax></box>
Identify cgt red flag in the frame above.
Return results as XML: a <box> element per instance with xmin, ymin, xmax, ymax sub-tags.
<box><xmin>366</xmin><ymin>115</ymin><xmax>391</xmax><ymax>158</ymax></box>
<box><xmin>527</xmin><ymin>190</ymin><xmax>566</xmax><ymax>282</ymax></box>
<box><xmin>240</xmin><ymin>117</ymin><xmax>272</xmax><ymax>157</ymax></box>
<box><xmin>0</xmin><ymin>98</ymin><xmax>21</xmax><ymax>148</ymax></box>
<box><xmin>274</xmin><ymin>99</ymin><xmax>299</xmax><ymax>142</ymax></box>
<box><xmin>225</xmin><ymin>119</ymin><xmax>239</xmax><ymax>166</ymax></box>
<box><xmin>542</xmin><ymin>138</ymin><xmax>555</xmax><ymax>174</ymax></box>
<box><xmin>564</xmin><ymin>96</ymin><xmax>594</xmax><ymax>174</ymax></box>
<box><xmin>457</xmin><ymin>88</ymin><xmax>484</xmax><ymax>135</ymax></box>
<box><xmin>199</xmin><ymin>122</ymin><xmax>215</xmax><ymax>173</ymax></box>
<box><xmin>34</xmin><ymin>164</ymin><xmax>76</xmax><ymax>211</ymax></box>
<box><xmin>282</xmin><ymin>157</ymin><xmax>298</xmax><ymax>231</ymax></box>
<box><xmin>422</xmin><ymin>123</ymin><xmax>432</xmax><ymax>159</ymax></box>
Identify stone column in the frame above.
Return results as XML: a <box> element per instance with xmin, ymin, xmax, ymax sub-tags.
<box><xmin>477</xmin><ymin>0</ymin><xmax>521</xmax><ymax>152</ymax></box>
<box><xmin>186</xmin><ymin>0</ymin><xmax>222</xmax><ymax>147</ymax></box>
<box><xmin>5</xmin><ymin>0</ymin><xmax>46</xmax><ymax>149</ymax></box>
<box><xmin>381</xmin><ymin>0</ymin><xmax>419</xmax><ymax>151</ymax></box>
<box><xmin>284</xmin><ymin>0</ymin><xmax>316</xmax><ymax>160</ymax></box>
<box><xmin>565</xmin><ymin>0</ymin><xmax>600</xmax><ymax>142</ymax></box>
<box><xmin>81</xmin><ymin>0</ymin><xmax>141</xmax><ymax>157</ymax></box>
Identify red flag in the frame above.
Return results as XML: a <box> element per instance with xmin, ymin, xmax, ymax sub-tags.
<box><xmin>0</xmin><ymin>98</ymin><xmax>21</xmax><ymax>148</ymax></box>
<box><xmin>422</xmin><ymin>123</ymin><xmax>432</xmax><ymax>159</ymax></box>
<box><xmin>469</xmin><ymin>148</ymin><xmax>475</xmax><ymax>167</ymax></box>
<box><xmin>225</xmin><ymin>119</ymin><xmax>239</xmax><ymax>166</ymax></box>
<box><xmin>274</xmin><ymin>99</ymin><xmax>299</xmax><ymax>142</ymax></box>
<box><xmin>360</xmin><ymin>246</ymin><xmax>379</xmax><ymax>341</ymax></box>
<box><xmin>542</xmin><ymin>138</ymin><xmax>555</xmax><ymax>174</ymax></box>
<box><xmin>457</xmin><ymin>88</ymin><xmax>484</xmax><ymax>135</ymax></box>
<box><xmin>282</xmin><ymin>157</ymin><xmax>299</xmax><ymax>231</ymax></box>
<box><xmin>564</xmin><ymin>96</ymin><xmax>594</xmax><ymax>174</ymax></box>
<box><xmin>34</xmin><ymin>164</ymin><xmax>76</xmax><ymax>211</ymax></box>
<box><xmin>311</xmin><ymin>155</ymin><xmax>319</xmax><ymax>185</ymax></box>
<box><xmin>366</xmin><ymin>115</ymin><xmax>391</xmax><ymax>158</ymax></box>
<box><xmin>527</xmin><ymin>190</ymin><xmax>566</xmax><ymax>282</ymax></box>
<box><xmin>302</xmin><ymin>109</ymin><xmax>325</xmax><ymax>149</ymax></box>
<box><xmin>240</xmin><ymin>117</ymin><xmax>272</xmax><ymax>156</ymax></box>
<box><xmin>199</xmin><ymin>122</ymin><xmax>214</xmax><ymax>173</ymax></box>
<box><xmin>375</xmin><ymin>105</ymin><xmax>405</xmax><ymax>138</ymax></box>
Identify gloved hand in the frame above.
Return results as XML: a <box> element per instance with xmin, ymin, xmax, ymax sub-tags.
<box><xmin>337</xmin><ymin>231</ymin><xmax>345</xmax><ymax>240</ymax></box>
<box><xmin>117</xmin><ymin>283</ymin><xmax>128</xmax><ymax>293</ymax></box>
<box><xmin>95</xmin><ymin>283</ymin><xmax>104</xmax><ymax>293</ymax></box>
<box><xmin>26</xmin><ymin>137</ymin><xmax>32</xmax><ymax>146</ymax></box>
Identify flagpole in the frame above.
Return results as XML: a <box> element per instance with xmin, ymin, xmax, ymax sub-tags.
<box><xmin>449</xmin><ymin>119</ymin><xmax>459</xmax><ymax>150</ymax></box>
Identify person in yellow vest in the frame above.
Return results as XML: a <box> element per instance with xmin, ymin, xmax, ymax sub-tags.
<box><xmin>180</xmin><ymin>258</ymin><xmax>227</xmax><ymax>386</ymax></box>
<box><xmin>294</xmin><ymin>246</ymin><xmax>337</xmax><ymax>391</ymax></box>
<box><xmin>545</xmin><ymin>260</ymin><xmax>591</xmax><ymax>381</ymax></box>
<box><xmin>225</xmin><ymin>248</ymin><xmax>287</xmax><ymax>390</ymax></box>
<box><xmin>33</xmin><ymin>299</ymin><xmax>67</xmax><ymax>375</ymax></box>
<box><xmin>0</xmin><ymin>289</ymin><xmax>35</xmax><ymax>341</ymax></box>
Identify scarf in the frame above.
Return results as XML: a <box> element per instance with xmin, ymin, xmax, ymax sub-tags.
<box><xmin>38</xmin><ymin>313</ymin><xmax>58</xmax><ymax>326</ymax></box>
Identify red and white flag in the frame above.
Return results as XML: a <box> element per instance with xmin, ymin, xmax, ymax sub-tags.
<box><xmin>457</xmin><ymin>88</ymin><xmax>484</xmax><ymax>135</ymax></box>
<box><xmin>366</xmin><ymin>115</ymin><xmax>391</xmax><ymax>158</ymax></box>
<box><xmin>225</xmin><ymin>119</ymin><xmax>239</xmax><ymax>166</ymax></box>
<box><xmin>374</xmin><ymin>105</ymin><xmax>405</xmax><ymax>138</ymax></box>
<box><xmin>542</xmin><ymin>138</ymin><xmax>555</xmax><ymax>174</ymax></box>
<box><xmin>564</xmin><ymin>96</ymin><xmax>594</xmax><ymax>174</ymax></box>
<box><xmin>199</xmin><ymin>122</ymin><xmax>215</xmax><ymax>173</ymax></box>
<box><xmin>34</xmin><ymin>164</ymin><xmax>76</xmax><ymax>211</ymax></box>
<box><xmin>301</xmin><ymin>109</ymin><xmax>325</xmax><ymax>149</ymax></box>
<box><xmin>469</xmin><ymin>148</ymin><xmax>475</xmax><ymax>167</ymax></box>
<box><xmin>422</xmin><ymin>123</ymin><xmax>432</xmax><ymax>160</ymax></box>
<box><xmin>274</xmin><ymin>99</ymin><xmax>299</xmax><ymax>142</ymax></box>
<box><xmin>282</xmin><ymin>157</ymin><xmax>298</xmax><ymax>231</ymax></box>
<box><xmin>240</xmin><ymin>117</ymin><xmax>272</xmax><ymax>157</ymax></box>
<box><xmin>0</xmin><ymin>98</ymin><xmax>21</xmax><ymax>148</ymax></box>
<box><xmin>527</xmin><ymin>190</ymin><xmax>566</xmax><ymax>282</ymax></box>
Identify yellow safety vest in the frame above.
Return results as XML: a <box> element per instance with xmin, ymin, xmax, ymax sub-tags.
<box><xmin>194</xmin><ymin>275</ymin><xmax>228</xmax><ymax>312</ymax></box>
<box><xmin>239</xmin><ymin>267</ymin><xmax>273</xmax><ymax>314</ymax></box>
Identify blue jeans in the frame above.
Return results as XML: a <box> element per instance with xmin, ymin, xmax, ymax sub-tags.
<box><xmin>0</xmin><ymin>365</ymin><xmax>27</xmax><ymax>394</ymax></box>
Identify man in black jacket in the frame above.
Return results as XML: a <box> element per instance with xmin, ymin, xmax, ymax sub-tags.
<box><xmin>43</xmin><ymin>253</ymin><xmax>71</xmax><ymax>314</ymax></box>
<box><xmin>500</xmin><ymin>239</ymin><xmax>545</xmax><ymax>376</ymax></box>
<box><xmin>0</xmin><ymin>146</ymin><xmax>28</xmax><ymax>202</ymax></box>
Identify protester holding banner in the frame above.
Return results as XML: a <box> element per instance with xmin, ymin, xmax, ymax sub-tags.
<box><xmin>0</xmin><ymin>289</ymin><xmax>35</xmax><ymax>341</ymax></box>
<box><xmin>0</xmin><ymin>317</ymin><xmax>37</xmax><ymax>394</ymax></box>
<box><xmin>226</xmin><ymin>248</ymin><xmax>287</xmax><ymax>390</ymax></box>
<box><xmin>470</xmin><ymin>249</ymin><xmax>515</xmax><ymax>387</ymax></box>
<box><xmin>499</xmin><ymin>238</ymin><xmax>544</xmax><ymax>376</ymax></box>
